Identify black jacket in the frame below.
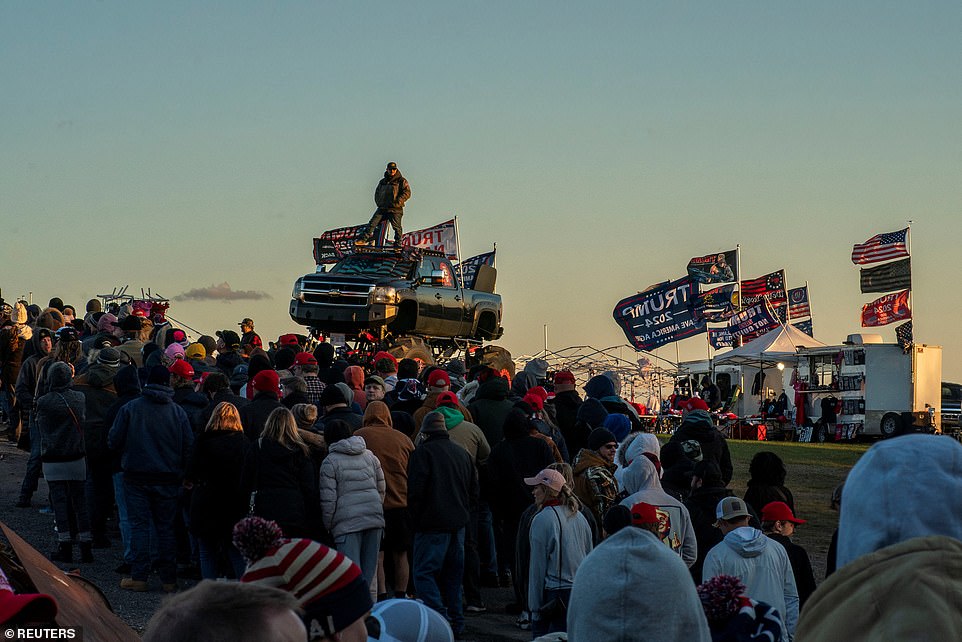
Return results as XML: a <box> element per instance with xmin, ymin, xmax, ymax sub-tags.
<box><xmin>549</xmin><ymin>390</ymin><xmax>585</xmax><ymax>455</ymax></box>
<box><xmin>407</xmin><ymin>431</ymin><xmax>478</xmax><ymax>532</ymax></box>
<box><xmin>485</xmin><ymin>411</ymin><xmax>554</xmax><ymax>519</ymax></box>
<box><xmin>36</xmin><ymin>363</ymin><xmax>86</xmax><ymax>463</ymax></box>
<box><xmin>173</xmin><ymin>386</ymin><xmax>209</xmax><ymax>434</ymax></box>
<box><xmin>684</xmin><ymin>486</ymin><xmax>735</xmax><ymax>583</ymax></box>
<box><xmin>240</xmin><ymin>391</ymin><xmax>283</xmax><ymax>441</ymax></box>
<box><xmin>187</xmin><ymin>430</ymin><xmax>256</xmax><ymax>540</ymax></box>
<box><xmin>668</xmin><ymin>411</ymin><xmax>733</xmax><ymax>484</ymax></box>
<box><xmin>468</xmin><ymin>376</ymin><xmax>514</xmax><ymax>448</ymax></box>
<box><xmin>74</xmin><ymin>364</ymin><xmax>118</xmax><ymax>460</ymax></box>
<box><xmin>316</xmin><ymin>405</ymin><xmax>363</xmax><ymax>433</ymax></box>
<box><xmin>252</xmin><ymin>438</ymin><xmax>319</xmax><ymax>539</ymax></box>
<box><xmin>768</xmin><ymin>533</ymin><xmax>817</xmax><ymax>609</ymax></box>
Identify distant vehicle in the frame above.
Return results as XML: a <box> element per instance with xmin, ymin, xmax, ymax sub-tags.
<box><xmin>289</xmin><ymin>246</ymin><xmax>505</xmax><ymax>366</ymax></box>
<box><xmin>943</xmin><ymin>381</ymin><xmax>962</xmax><ymax>430</ymax></box>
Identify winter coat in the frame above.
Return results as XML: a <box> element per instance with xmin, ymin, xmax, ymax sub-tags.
<box><xmin>432</xmin><ymin>406</ymin><xmax>490</xmax><ymax>465</ymax></box>
<box><xmin>571</xmin><ymin>448</ymin><xmax>619</xmax><ymax>527</ymax></box>
<box><xmin>412</xmin><ymin>390</ymin><xmax>474</xmax><ymax>433</ymax></box>
<box><xmin>767</xmin><ymin>533</ymin><xmax>816</xmax><ymax>609</ymax></box>
<box><xmin>35</xmin><ymin>363</ymin><xmax>86</xmax><ymax>463</ymax></box>
<box><xmin>619</xmin><ymin>456</ymin><xmax>698</xmax><ymax>568</ymax></box>
<box><xmin>531</xmin><ymin>416</ymin><xmax>568</xmax><ymax>463</ymax></box>
<box><xmin>744</xmin><ymin>481</ymin><xmax>795</xmax><ymax>515</ymax></box>
<box><xmin>668</xmin><ymin>410</ymin><xmax>733</xmax><ymax>484</ymax></box>
<box><xmin>173</xmin><ymin>385</ymin><xmax>209</xmax><ymax>434</ymax></box>
<box><xmin>14</xmin><ymin>331</ymin><xmax>51</xmax><ymax>414</ymax></box>
<box><xmin>567</xmin><ymin>527</ymin><xmax>712</xmax><ymax>642</ymax></box>
<box><xmin>319</xmin><ymin>435</ymin><xmax>386</xmax><ymax>538</ymax></box>
<box><xmin>797</xmin><ymin>536</ymin><xmax>962</xmax><ymax>641</ymax></box>
<box><xmin>108</xmin><ymin>383</ymin><xmax>194</xmax><ymax>485</ymax></box>
<box><xmin>355</xmin><ymin>405</ymin><xmax>415</xmax><ymax>510</ymax></box>
<box><xmin>187</xmin><ymin>430</ymin><xmax>255</xmax><ymax>540</ymax></box>
<box><xmin>374</xmin><ymin>171</ymin><xmax>411</xmax><ymax>211</ymax></box>
<box><xmin>684</xmin><ymin>486</ymin><xmax>736</xmax><ymax>583</ymax></box>
<box><xmin>216</xmin><ymin>350</ymin><xmax>244</xmax><ymax>377</ymax></box>
<box><xmin>703</xmin><ymin>527</ymin><xmax>799</xmax><ymax>641</ymax></box>
<box><xmin>485</xmin><ymin>411</ymin><xmax>554</xmax><ymax>518</ymax></box>
<box><xmin>73</xmin><ymin>364</ymin><xmax>118</xmax><ymax>460</ymax></box>
<box><xmin>252</xmin><ymin>438</ymin><xmax>318</xmax><ymax>538</ymax></box>
<box><xmin>239</xmin><ymin>391</ymin><xmax>283</xmax><ymax>441</ymax></box>
<box><xmin>316</xmin><ymin>405</ymin><xmax>363</xmax><ymax>433</ymax></box>
<box><xmin>467</xmin><ymin>376</ymin><xmax>514</xmax><ymax>447</ymax></box>
<box><xmin>527</xmin><ymin>504</ymin><xmax>593</xmax><ymax>615</ymax></box>
<box><xmin>0</xmin><ymin>326</ymin><xmax>27</xmax><ymax>388</ymax></box>
<box><xmin>549</xmin><ymin>390</ymin><xmax>585</xmax><ymax>456</ymax></box>
<box><xmin>407</xmin><ymin>430</ymin><xmax>478</xmax><ymax>532</ymax></box>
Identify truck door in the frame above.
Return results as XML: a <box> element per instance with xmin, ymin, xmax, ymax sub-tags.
<box><xmin>416</xmin><ymin>258</ymin><xmax>446</xmax><ymax>333</ymax></box>
<box><xmin>439</xmin><ymin>259</ymin><xmax>467</xmax><ymax>336</ymax></box>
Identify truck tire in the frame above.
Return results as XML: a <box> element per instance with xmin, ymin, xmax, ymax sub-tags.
<box><xmin>880</xmin><ymin>413</ymin><xmax>901</xmax><ymax>438</ymax></box>
<box><xmin>475</xmin><ymin>312</ymin><xmax>499</xmax><ymax>341</ymax></box>
<box><xmin>388</xmin><ymin>337</ymin><xmax>435</xmax><ymax>366</ymax></box>
<box><xmin>477</xmin><ymin>345</ymin><xmax>515</xmax><ymax>378</ymax></box>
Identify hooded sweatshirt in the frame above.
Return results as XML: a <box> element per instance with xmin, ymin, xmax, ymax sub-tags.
<box><xmin>668</xmin><ymin>409</ymin><xmax>733</xmax><ymax>484</ymax></box>
<box><xmin>355</xmin><ymin>401</ymin><xmax>414</xmax><ymax>511</ymax></box>
<box><xmin>35</xmin><ymin>362</ymin><xmax>86</xmax><ymax>463</ymax></box>
<box><xmin>434</xmin><ymin>405</ymin><xmax>490</xmax><ymax>465</ymax></box>
<box><xmin>343</xmin><ymin>365</ymin><xmax>367</xmax><ymax>410</ymax></box>
<box><xmin>797</xmin><ymin>435</ymin><xmax>962</xmax><ymax>641</ymax></box>
<box><xmin>619</xmin><ymin>456</ymin><xmax>697</xmax><ymax>567</ymax></box>
<box><xmin>702</xmin><ymin>526</ymin><xmax>798</xmax><ymax>640</ymax></box>
<box><xmin>319</xmin><ymin>434</ymin><xmax>386</xmax><ymax>538</ymax></box>
<box><xmin>567</xmin><ymin>526</ymin><xmax>712</xmax><ymax>642</ymax></box>
<box><xmin>468</xmin><ymin>375</ymin><xmax>514</xmax><ymax>447</ymax></box>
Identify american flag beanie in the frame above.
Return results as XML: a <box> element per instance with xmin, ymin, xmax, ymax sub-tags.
<box><xmin>235</xmin><ymin>517</ymin><xmax>372</xmax><ymax>637</ymax></box>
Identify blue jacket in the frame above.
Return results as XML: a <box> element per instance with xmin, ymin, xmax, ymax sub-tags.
<box><xmin>108</xmin><ymin>383</ymin><xmax>194</xmax><ymax>485</ymax></box>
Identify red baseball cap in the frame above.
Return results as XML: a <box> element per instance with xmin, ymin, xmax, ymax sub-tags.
<box><xmin>522</xmin><ymin>392</ymin><xmax>544</xmax><ymax>412</ymax></box>
<box><xmin>553</xmin><ymin>370</ymin><xmax>576</xmax><ymax>385</ymax></box>
<box><xmin>761</xmin><ymin>501</ymin><xmax>806</xmax><ymax>524</ymax></box>
<box><xmin>630</xmin><ymin>502</ymin><xmax>658</xmax><ymax>526</ymax></box>
<box><xmin>436</xmin><ymin>391</ymin><xmax>459</xmax><ymax>408</ymax></box>
<box><xmin>294</xmin><ymin>352</ymin><xmax>317</xmax><ymax>366</ymax></box>
<box><xmin>278</xmin><ymin>334</ymin><xmax>299</xmax><ymax>346</ymax></box>
<box><xmin>683</xmin><ymin>397</ymin><xmax>710</xmax><ymax>413</ymax></box>
<box><xmin>168</xmin><ymin>359</ymin><xmax>195</xmax><ymax>380</ymax></box>
<box><xmin>427</xmin><ymin>369</ymin><xmax>450</xmax><ymax>388</ymax></box>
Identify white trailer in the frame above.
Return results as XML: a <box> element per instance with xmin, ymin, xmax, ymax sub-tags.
<box><xmin>795</xmin><ymin>335</ymin><xmax>942</xmax><ymax>439</ymax></box>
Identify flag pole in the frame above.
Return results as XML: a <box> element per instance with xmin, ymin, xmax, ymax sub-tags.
<box><xmin>736</xmin><ymin>244</ymin><xmax>744</xmax><ymax>348</ymax></box>
<box><xmin>907</xmin><ymin>221</ymin><xmax>913</xmax><ymax>342</ymax></box>
<box><xmin>453</xmin><ymin>216</ymin><xmax>466</xmax><ymax>292</ymax></box>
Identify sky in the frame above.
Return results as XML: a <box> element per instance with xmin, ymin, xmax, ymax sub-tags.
<box><xmin>2</xmin><ymin>2</ymin><xmax>960</xmax><ymax>381</ymax></box>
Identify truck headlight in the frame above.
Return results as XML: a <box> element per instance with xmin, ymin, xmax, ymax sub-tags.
<box><xmin>371</xmin><ymin>286</ymin><xmax>398</xmax><ymax>304</ymax></box>
<box><xmin>292</xmin><ymin>279</ymin><xmax>305</xmax><ymax>300</ymax></box>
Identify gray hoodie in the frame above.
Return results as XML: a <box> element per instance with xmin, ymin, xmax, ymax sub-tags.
<box><xmin>619</xmin><ymin>455</ymin><xmax>697</xmax><ymax>567</ymax></box>
<box><xmin>838</xmin><ymin>434</ymin><xmax>962</xmax><ymax>568</ymax></box>
<box><xmin>567</xmin><ymin>526</ymin><xmax>710</xmax><ymax>641</ymax></box>
<box><xmin>703</xmin><ymin>526</ymin><xmax>798</xmax><ymax>640</ymax></box>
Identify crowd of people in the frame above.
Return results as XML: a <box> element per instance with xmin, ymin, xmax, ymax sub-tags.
<box><xmin>2</xmin><ymin>296</ymin><xmax>961</xmax><ymax>641</ymax></box>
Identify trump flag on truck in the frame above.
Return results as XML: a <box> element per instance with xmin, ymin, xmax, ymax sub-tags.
<box><xmin>401</xmin><ymin>219</ymin><xmax>458</xmax><ymax>259</ymax></box>
<box><xmin>851</xmin><ymin>228</ymin><xmax>909</xmax><ymax>265</ymax></box>
<box><xmin>457</xmin><ymin>250</ymin><xmax>496</xmax><ymax>290</ymax></box>
<box><xmin>861</xmin><ymin>289</ymin><xmax>911</xmax><ymax>327</ymax></box>
<box><xmin>613</xmin><ymin>278</ymin><xmax>706</xmax><ymax>351</ymax></box>
<box><xmin>687</xmin><ymin>250</ymin><xmax>738</xmax><ymax>285</ymax></box>
<box><xmin>314</xmin><ymin>223</ymin><xmax>387</xmax><ymax>264</ymax></box>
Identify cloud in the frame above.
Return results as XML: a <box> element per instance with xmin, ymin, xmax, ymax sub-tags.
<box><xmin>175</xmin><ymin>282</ymin><xmax>271</xmax><ymax>301</ymax></box>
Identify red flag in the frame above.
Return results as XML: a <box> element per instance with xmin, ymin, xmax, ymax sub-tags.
<box><xmin>861</xmin><ymin>290</ymin><xmax>911</xmax><ymax>327</ymax></box>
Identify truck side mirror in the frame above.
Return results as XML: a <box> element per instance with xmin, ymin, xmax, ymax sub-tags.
<box><xmin>430</xmin><ymin>270</ymin><xmax>446</xmax><ymax>286</ymax></box>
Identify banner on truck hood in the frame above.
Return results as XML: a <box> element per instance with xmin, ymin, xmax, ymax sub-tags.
<box><xmin>314</xmin><ymin>223</ymin><xmax>387</xmax><ymax>264</ymax></box>
<box><xmin>687</xmin><ymin>250</ymin><xmax>738</xmax><ymax>285</ymax></box>
<box><xmin>861</xmin><ymin>289</ymin><xmax>911</xmax><ymax>327</ymax></box>
<box><xmin>401</xmin><ymin>219</ymin><xmax>458</xmax><ymax>259</ymax></box>
<box><xmin>613</xmin><ymin>277</ymin><xmax>706</xmax><ymax>352</ymax></box>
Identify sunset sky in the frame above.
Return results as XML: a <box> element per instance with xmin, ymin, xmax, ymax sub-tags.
<box><xmin>3</xmin><ymin>2</ymin><xmax>960</xmax><ymax>380</ymax></box>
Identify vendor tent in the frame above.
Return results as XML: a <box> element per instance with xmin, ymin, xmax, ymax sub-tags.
<box><xmin>715</xmin><ymin>324</ymin><xmax>826</xmax><ymax>366</ymax></box>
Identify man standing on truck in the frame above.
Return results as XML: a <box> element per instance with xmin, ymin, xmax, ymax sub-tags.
<box><xmin>358</xmin><ymin>162</ymin><xmax>411</xmax><ymax>247</ymax></box>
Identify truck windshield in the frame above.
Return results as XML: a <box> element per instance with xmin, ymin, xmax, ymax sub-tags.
<box><xmin>330</xmin><ymin>255</ymin><xmax>415</xmax><ymax>279</ymax></box>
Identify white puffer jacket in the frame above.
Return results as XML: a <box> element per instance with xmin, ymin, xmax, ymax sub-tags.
<box><xmin>319</xmin><ymin>435</ymin><xmax>386</xmax><ymax>538</ymax></box>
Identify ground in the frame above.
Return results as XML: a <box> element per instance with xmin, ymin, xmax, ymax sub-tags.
<box><xmin>0</xmin><ymin>436</ymin><xmax>867</xmax><ymax>640</ymax></box>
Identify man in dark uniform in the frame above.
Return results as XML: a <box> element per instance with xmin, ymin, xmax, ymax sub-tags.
<box><xmin>359</xmin><ymin>162</ymin><xmax>411</xmax><ymax>247</ymax></box>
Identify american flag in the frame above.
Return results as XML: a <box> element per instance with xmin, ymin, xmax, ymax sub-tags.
<box><xmin>788</xmin><ymin>286</ymin><xmax>811</xmax><ymax>319</ymax></box>
<box><xmin>851</xmin><ymin>228</ymin><xmax>909</xmax><ymax>265</ymax></box>
<box><xmin>896</xmin><ymin>320</ymin><xmax>913</xmax><ymax>353</ymax></box>
<box><xmin>741</xmin><ymin>270</ymin><xmax>785</xmax><ymax>296</ymax></box>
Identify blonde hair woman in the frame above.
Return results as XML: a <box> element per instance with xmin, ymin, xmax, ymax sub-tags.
<box><xmin>524</xmin><ymin>468</ymin><xmax>593</xmax><ymax>637</ymax></box>
<box><xmin>251</xmin><ymin>407</ymin><xmax>318</xmax><ymax>538</ymax></box>
<box><xmin>186</xmin><ymin>402</ymin><xmax>255</xmax><ymax>579</ymax></box>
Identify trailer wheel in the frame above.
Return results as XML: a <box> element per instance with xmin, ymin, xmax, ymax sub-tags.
<box><xmin>880</xmin><ymin>413</ymin><xmax>901</xmax><ymax>438</ymax></box>
<box><xmin>816</xmin><ymin>425</ymin><xmax>830</xmax><ymax>443</ymax></box>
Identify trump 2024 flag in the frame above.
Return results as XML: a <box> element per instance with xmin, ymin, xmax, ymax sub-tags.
<box><xmin>861</xmin><ymin>290</ymin><xmax>911</xmax><ymax>327</ymax></box>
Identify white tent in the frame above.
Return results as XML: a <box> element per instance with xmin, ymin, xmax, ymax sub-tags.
<box><xmin>715</xmin><ymin>324</ymin><xmax>826</xmax><ymax>366</ymax></box>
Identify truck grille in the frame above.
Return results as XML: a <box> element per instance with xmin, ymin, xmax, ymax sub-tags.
<box><xmin>301</xmin><ymin>278</ymin><xmax>372</xmax><ymax>308</ymax></box>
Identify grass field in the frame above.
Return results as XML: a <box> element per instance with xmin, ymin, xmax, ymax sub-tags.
<box><xmin>673</xmin><ymin>438</ymin><xmax>871</xmax><ymax>583</ymax></box>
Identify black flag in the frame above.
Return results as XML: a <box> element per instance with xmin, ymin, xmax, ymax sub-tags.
<box><xmin>860</xmin><ymin>258</ymin><xmax>911</xmax><ymax>294</ymax></box>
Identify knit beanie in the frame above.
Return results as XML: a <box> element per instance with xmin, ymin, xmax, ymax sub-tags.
<box><xmin>603</xmin><ymin>413</ymin><xmax>631</xmax><ymax>442</ymax></box>
<box><xmin>323</xmin><ymin>420</ymin><xmax>353</xmax><ymax>446</ymax></box>
<box><xmin>12</xmin><ymin>303</ymin><xmax>27</xmax><ymax>325</ymax></box>
<box><xmin>320</xmin><ymin>384</ymin><xmax>347</xmax><ymax>407</ymax></box>
<box><xmin>251</xmin><ymin>369</ymin><xmax>280</xmax><ymax>394</ymax></box>
<box><xmin>697</xmin><ymin>575</ymin><xmax>747</xmax><ymax>624</ymax></box>
<box><xmin>602</xmin><ymin>504</ymin><xmax>632</xmax><ymax>536</ymax></box>
<box><xmin>146</xmin><ymin>365</ymin><xmax>170</xmax><ymax>387</ymax></box>
<box><xmin>234</xmin><ymin>517</ymin><xmax>372</xmax><ymax>639</ymax></box>
<box><xmin>291</xmin><ymin>403</ymin><xmax>318</xmax><ymax>429</ymax></box>
<box><xmin>96</xmin><ymin>347</ymin><xmax>122</xmax><ymax>368</ymax></box>
<box><xmin>274</xmin><ymin>347</ymin><xmax>297</xmax><ymax>372</ymax></box>
<box><xmin>587</xmin><ymin>427</ymin><xmax>617</xmax><ymax>451</ymax></box>
<box><xmin>576</xmin><ymin>398</ymin><xmax>609</xmax><ymax>429</ymax></box>
<box><xmin>97</xmin><ymin>313</ymin><xmax>118</xmax><ymax>333</ymax></box>
<box><xmin>681</xmin><ymin>409</ymin><xmax>714</xmax><ymax>430</ymax></box>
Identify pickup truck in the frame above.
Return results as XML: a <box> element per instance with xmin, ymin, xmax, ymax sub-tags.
<box><xmin>290</xmin><ymin>246</ymin><xmax>503</xmax><ymax>361</ymax></box>
<box><xmin>943</xmin><ymin>381</ymin><xmax>962</xmax><ymax>430</ymax></box>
